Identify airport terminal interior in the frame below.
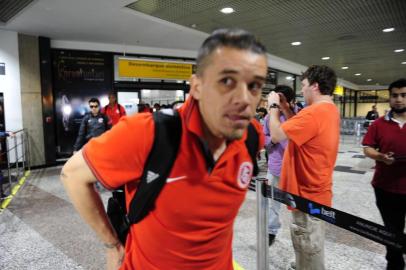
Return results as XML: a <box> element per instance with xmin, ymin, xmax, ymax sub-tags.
<box><xmin>0</xmin><ymin>0</ymin><xmax>405</xmax><ymax>269</ymax></box>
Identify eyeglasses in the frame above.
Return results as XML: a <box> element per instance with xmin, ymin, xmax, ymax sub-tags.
<box><xmin>89</xmin><ymin>105</ymin><xmax>99</xmax><ymax>108</ymax></box>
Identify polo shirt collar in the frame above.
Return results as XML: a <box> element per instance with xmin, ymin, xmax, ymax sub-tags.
<box><xmin>385</xmin><ymin>110</ymin><xmax>405</xmax><ymax>128</ymax></box>
<box><xmin>384</xmin><ymin>110</ymin><xmax>392</xmax><ymax>121</ymax></box>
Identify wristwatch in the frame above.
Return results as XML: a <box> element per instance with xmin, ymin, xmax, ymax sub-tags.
<box><xmin>269</xmin><ymin>103</ymin><xmax>280</xmax><ymax>110</ymax></box>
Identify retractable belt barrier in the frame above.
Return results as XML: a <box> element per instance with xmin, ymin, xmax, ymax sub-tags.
<box><xmin>258</xmin><ymin>178</ymin><xmax>406</xmax><ymax>253</ymax></box>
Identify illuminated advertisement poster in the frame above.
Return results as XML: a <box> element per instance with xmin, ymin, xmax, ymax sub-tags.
<box><xmin>52</xmin><ymin>50</ymin><xmax>113</xmax><ymax>157</ymax></box>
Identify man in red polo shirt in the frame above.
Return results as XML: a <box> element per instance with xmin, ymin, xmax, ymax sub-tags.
<box><xmin>102</xmin><ymin>92</ymin><xmax>126</xmax><ymax>126</ymax></box>
<box><xmin>60</xmin><ymin>28</ymin><xmax>267</xmax><ymax>270</ymax></box>
<box><xmin>362</xmin><ymin>78</ymin><xmax>406</xmax><ymax>270</ymax></box>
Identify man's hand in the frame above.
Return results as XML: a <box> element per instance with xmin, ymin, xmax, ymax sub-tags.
<box><xmin>267</xmin><ymin>91</ymin><xmax>280</xmax><ymax>106</ymax></box>
<box><xmin>379</xmin><ymin>151</ymin><xmax>395</xmax><ymax>165</ymax></box>
<box><xmin>106</xmin><ymin>243</ymin><xmax>125</xmax><ymax>270</ymax></box>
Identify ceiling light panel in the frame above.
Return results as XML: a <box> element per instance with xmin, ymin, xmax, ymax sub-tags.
<box><xmin>126</xmin><ymin>0</ymin><xmax>406</xmax><ymax>85</ymax></box>
<box><xmin>382</xmin><ymin>27</ymin><xmax>395</xmax><ymax>32</ymax></box>
<box><xmin>220</xmin><ymin>7</ymin><xmax>234</xmax><ymax>14</ymax></box>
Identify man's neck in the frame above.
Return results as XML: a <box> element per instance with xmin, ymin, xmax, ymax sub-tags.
<box><xmin>201</xmin><ymin>124</ymin><xmax>227</xmax><ymax>162</ymax></box>
<box><xmin>393</xmin><ymin>111</ymin><xmax>406</xmax><ymax>122</ymax></box>
<box><xmin>311</xmin><ymin>95</ymin><xmax>333</xmax><ymax>105</ymax></box>
<box><xmin>109</xmin><ymin>103</ymin><xmax>116</xmax><ymax>108</ymax></box>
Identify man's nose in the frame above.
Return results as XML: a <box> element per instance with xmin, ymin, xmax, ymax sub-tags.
<box><xmin>234</xmin><ymin>83</ymin><xmax>251</xmax><ymax>105</ymax></box>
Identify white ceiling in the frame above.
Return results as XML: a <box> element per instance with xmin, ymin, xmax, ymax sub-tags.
<box><xmin>1</xmin><ymin>0</ymin><xmax>208</xmax><ymax>50</ymax></box>
<box><xmin>1</xmin><ymin>0</ymin><xmax>404</xmax><ymax>88</ymax></box>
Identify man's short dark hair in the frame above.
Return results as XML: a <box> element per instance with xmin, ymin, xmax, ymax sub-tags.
<box><xmin>274</xmin><ymin>85</ymin><xmax>295</xmax><ymax>103</ymax></box>
<box><xmin>388</xmin><ymin>78</ymin><xmax>406</xmax><ymax>93</ymax></box>
<box><xmin>88</xmin><ymin>98</ymin><xmax>100</xmax><ymax>105</ymax></box>
<box><xmin>301</xmin><ymin>65</ymin><xmax>337</xmax><ymax>95</ymax></box>
<box><xmin>196</xmin><ymin>28</ymin><xmax>267</xmax><ymax>76</ymax></box>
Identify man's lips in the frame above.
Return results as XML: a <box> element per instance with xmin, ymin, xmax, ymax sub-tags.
<box><xmin>226</xmin><ymin>114</ymin><xmax>251</xmax><ymax>126</ymax></box>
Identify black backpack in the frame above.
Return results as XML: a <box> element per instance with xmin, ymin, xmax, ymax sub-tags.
<box><xmin>107</xmin><ymin>109</ymin><xmax>259</xmax><ymax>244</ymax></box>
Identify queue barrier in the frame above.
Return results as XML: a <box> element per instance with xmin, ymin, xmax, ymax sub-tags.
<box><xmin>0</xmin><ymin>129</ymin><xmax>30</xmax><ymax>211</ymax></box>
<box><xmin>255</xmin><ymin>178</ymin><xmax>406</xmax><ymax>270</ymax></box>
<box><xmin>340</xmin><ymin>118</ymin><xmax>374</xmax><ymax>136</ymax></box>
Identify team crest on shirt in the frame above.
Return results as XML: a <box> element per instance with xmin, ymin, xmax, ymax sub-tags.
<box><xmin>237</xmin><ymin>162</ymin><xmax>253</xmax><ymax>188</ymax></box>
<box><xmin>98</xmin><ymin>118</ymin><xmax>104</xmax><ymax>123</ymax></box>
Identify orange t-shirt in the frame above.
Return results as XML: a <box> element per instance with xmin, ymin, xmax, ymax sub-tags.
<box><xmin>280</xmin><ymin>102</ymin><xmax>340</xmax><ymax>206</ymax></box>
<box><xmin>83</xmin><ymin>97</ymin><xmax>264</xmax><ymax>270</ymax></box>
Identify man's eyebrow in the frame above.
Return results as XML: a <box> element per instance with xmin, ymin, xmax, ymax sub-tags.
<box><xmin>254</xmin><ymin>75</ymin><xmax>266</xmax><ymax>82</ymax></box>
<box><xmin>220</xmin><ymin>69</ymin><xmax>267</xmax><ymax>81</ymax></box>
<box><xmin>220</xmin><ymin>69</ymin><xmax>239</xmax><ymax>75</ymax></box>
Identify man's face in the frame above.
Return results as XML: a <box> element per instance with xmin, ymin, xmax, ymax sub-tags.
<box><xmin>89</xmin><ymin>102</ymin><xmax>100</xmax><ymax>115</ymax></box>
<box><xmin>109</xmin><ymin>94</ymin><xmax>117</xmax><ymax>105</ymax></box>
<box><xmin>190</xmin><ymin>47</ymin><xmax>267</xmax><ymax>140</ymax></box>
<box><xmin>301</xmin><ymin>78</ymin><xmax>316</xmax><ymax>105</ymax></box>
<box><xmin>389</xmin><ymin>87</ymin><xmax>406</xmax><ymax>114</ymax></box>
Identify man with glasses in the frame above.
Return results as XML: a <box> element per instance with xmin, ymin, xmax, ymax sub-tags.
<box><xmin>74</xmin><ymin>98</ymin><xmax>111</xmax><ymax>152</ymax></box>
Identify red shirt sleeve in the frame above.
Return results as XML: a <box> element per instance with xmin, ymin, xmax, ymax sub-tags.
<box><xmin>83</xmin><ymin>113</ymin><xmax>154</xmax><ymax>189</ymax></box>
<box><xmin>362</xmin><ymin>120</ymin><xmax>378</xmax><ymax>148</ymax></box>
<box><xmin>281</xmin><ymin>107</ymin><xmax>318</xmax><ymax>146</ymax></box>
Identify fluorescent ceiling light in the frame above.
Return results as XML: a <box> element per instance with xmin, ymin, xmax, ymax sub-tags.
<box><xmin>291</xmin><ymin>41</ymin><xmax>301</xmax><ymax>46</ymax></box>
<box><xmin>366</xmin><ymin>79</ymin><xmax>372</xmax><ymax>82</ymax></box>
<box><xmin>402</xmin><ymin>62</ymin><xmax>406</xmax><ymax>65</ymax></box>
<box><xmin>382</xmin><ymin>27</ymin><xmax>395</xmax><ymax>33</ymax></box>
<box><xmin>394</xmin><ymin>49</ymin><xmax>404</xmax><ymax>53</ymax></box>
<box><xmin>220</xmin><ymin>7</ymin><xmax>234</xmax><ymax>14</ymax></box>
<box><xmin>354</xmin><ymin>73</ymin><xmax>361</xmax><ymax>76</ymax></box>
<box><xmin>321</xmin><ymin>57</ymin><xmax>330</xmax><ymax>60</ymax></box>
<box><xmin>286</xmin><ymin>76</ymin><xmax>294</xmax><ymax>80</ymax></box>
<box><xmin>341</xmin><ymin>66</ymin><xmax>349</xmax><ymax>69</ymax></box>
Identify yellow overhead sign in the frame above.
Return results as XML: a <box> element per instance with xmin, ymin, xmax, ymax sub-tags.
<box><xmin>118</xmin><ymin>59</ymin><xmax>193</xmax><ymax>80</ymax></box>
<box><xmin>334</xmin><ymin>85</ymin><xmax>344</xmax><ymax>96</ymax></box>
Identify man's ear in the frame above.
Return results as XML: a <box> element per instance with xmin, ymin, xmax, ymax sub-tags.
<box><xmin>189</xmin><ymin>74</ymin><xmax>202</xmax><ymax>100</ymax></box>
<box><xmin>311</xmin><ymin>82</ymin><xmax>320</xmax><ymax>93</ymax></box>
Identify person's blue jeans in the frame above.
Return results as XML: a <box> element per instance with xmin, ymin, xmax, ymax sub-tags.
<box><xmin>267</xmin><ymin>172</ymin><xmax>282</xmax><ymax>235</ymax></box>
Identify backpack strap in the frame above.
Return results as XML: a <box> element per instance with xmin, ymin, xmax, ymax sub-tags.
<box><xmin>245</xmin><ymin>123</ymin><xmax>259</xmax><ymax>176</ymax></box>
<box><xmin>127</xmin><ymin>109</ymin><xmax>182</xmax><ymax>224</ymax></box>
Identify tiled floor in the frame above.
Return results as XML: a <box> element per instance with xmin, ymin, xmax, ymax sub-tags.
<box><xmin>0</xmin><ymin>135</ymin><xmax>403</xmax><ymax>269</ymax></box>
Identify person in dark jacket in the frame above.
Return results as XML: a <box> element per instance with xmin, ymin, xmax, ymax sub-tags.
<box><xmin>74</xmin><ymin>98</ymin><xmax>111</xmax><ymax>152</ymax></box>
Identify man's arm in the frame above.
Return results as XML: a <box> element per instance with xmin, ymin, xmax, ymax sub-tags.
<box><xmin>73</xmin><ymin>117</ymin><xmax>87</xmax><ymax>151</ymax></box>
<box><xmin>363</xmin><ymin>146</ymin><xmax>394</xmax><ymax>165</ymax></box>
<box><xmin>267</xmin><ymin>91</ymin><xmax>289</xmax><ymax>143</ymax></box>
<box><xmin>60</xmin><ymin>150</ymin><xmax>124</xmax><ymax>269</ymax></box>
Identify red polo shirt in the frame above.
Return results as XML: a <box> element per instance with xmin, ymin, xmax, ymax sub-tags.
<box><xmin>101</xmin><ymin>103</ymin><xmax>126</xmax><ymax>126</ymax></box>
<box><xmin>362</xmin><ymin>114</ymin><xmax>406</xmax><ymax>194</ymax></box>
<box><xmin>83</xmin><ymin>97</ymin><xmax>264</xmax><ymax>269</ymax></box>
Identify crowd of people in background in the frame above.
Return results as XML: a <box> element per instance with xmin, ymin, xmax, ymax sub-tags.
<box><xmin>62</xmin><ymin>28</ymin><xmax>405</xmax><ymax>270</ymax></box>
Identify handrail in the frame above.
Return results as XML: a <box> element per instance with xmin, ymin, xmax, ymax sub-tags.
<box><xmin>0</xmin><ymin>129</ymin><xmax>30</xmax><ymax>202</ymax></box>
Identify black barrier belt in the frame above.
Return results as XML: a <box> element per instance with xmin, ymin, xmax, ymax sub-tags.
<box><xmin>261</xmin><ymin>181</ymin><xmax>406</xmax><ymax>254</ymax></box>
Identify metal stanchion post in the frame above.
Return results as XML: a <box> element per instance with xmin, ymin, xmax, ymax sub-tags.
<box><xmin>14</xmin><ymin>135</ymin><xmax>19</xmax><ymax>179</ymax></box>
<box><xmin>256</xmin><ymin>178</ymin><xmax>269</xmax><ymax>270</ymax></box>
<box><xmin>6</xmin><ymin>138</ymin><xmax>12</xmax><ymax>189</ymax></box>
<box><xmin>26</xmin><ymin>132</ymin><xmax>31</xmax><ymax>170</ymax></box>
<box><xmin>21</xmin><ymin>131</ymin><xmax>26</xmax><ymax>171</ymax></box>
